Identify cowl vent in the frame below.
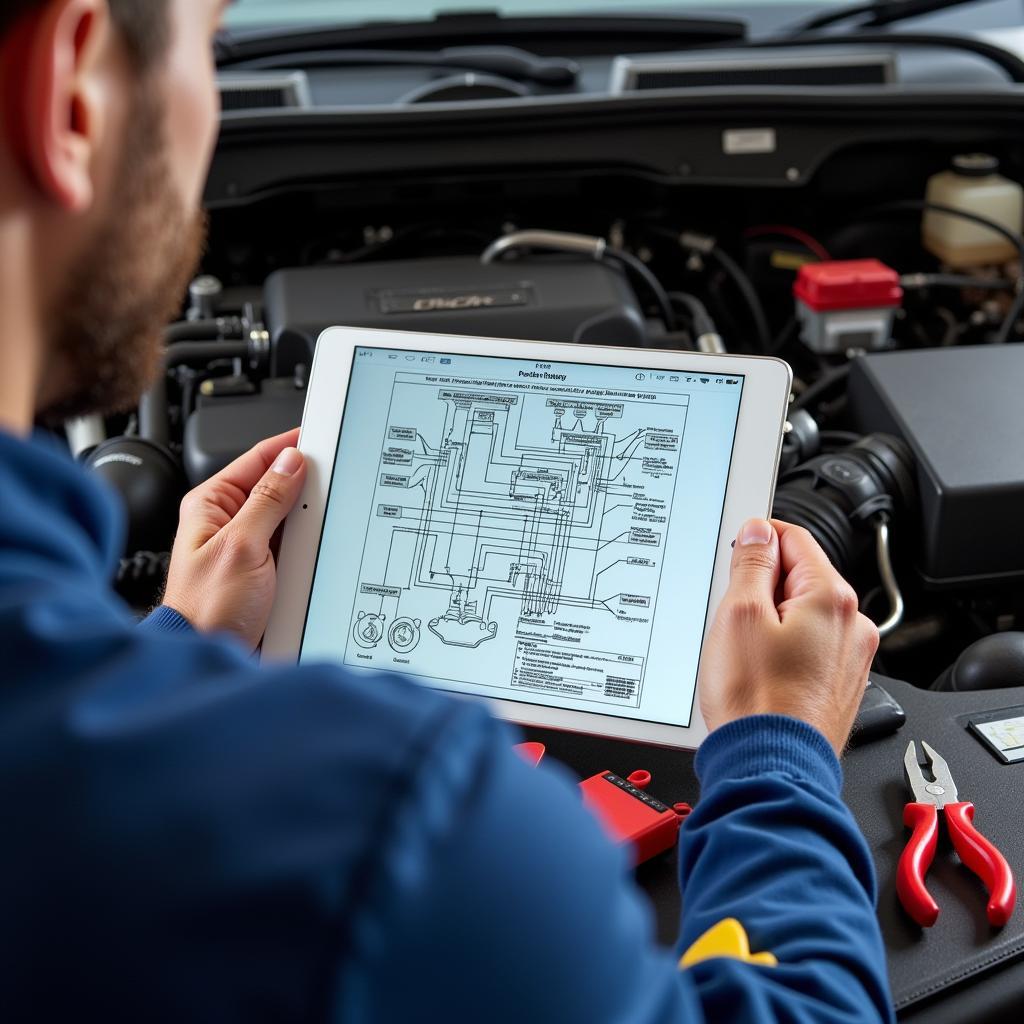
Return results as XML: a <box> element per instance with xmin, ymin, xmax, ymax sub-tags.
<box><xmin>611</xmin><ymin>50</ymin><xmax>895</xmax><ymax>92</ymax></box>
<box><xmin>218</xmin><ymin>71</ymin><xmax>312</xmax><ymax>112</ymax></box>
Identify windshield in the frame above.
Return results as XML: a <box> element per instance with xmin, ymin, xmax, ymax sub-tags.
<box><xmin>224</xmin><ymin>1</ymin><xmax>854</xmax><ymax>29</ymax></box>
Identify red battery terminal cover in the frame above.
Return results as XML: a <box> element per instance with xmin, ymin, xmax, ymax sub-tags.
<box><xmin>793</xmin><ymin>259</ymin><xmax>903</xmax><ymax>312</ymax></box>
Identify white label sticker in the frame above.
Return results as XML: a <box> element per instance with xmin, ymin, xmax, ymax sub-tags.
<box><xmin>976</xmin><ymin>716</ymin><xmax>1024</xmax><ymax>761</ymax></box>
<box><xmin>723</xmin><ymin>128</ymin><xmax>777</xmax><ymax>155</ymax></box>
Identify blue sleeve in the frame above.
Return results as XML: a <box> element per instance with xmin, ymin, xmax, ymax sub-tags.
<box><xmin>138</xmin><ymin>605</ymin><xmax>194</xmax><ymax>634</ymax></box>
<box><xmin>679</xmin><ymin>715</ymin><xmax>894</xmax><ymax>1023</ymax></box>
<box><xmin>333</xmin><ymin>712</ymin><xmax>893</xmax><ymax>1024</ymax></box>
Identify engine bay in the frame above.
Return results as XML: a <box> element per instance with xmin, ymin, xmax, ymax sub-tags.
<box><xmin>83</xmin><ymin>17</ymin><xmax>1024</xmax><ymax>697</ymax></box>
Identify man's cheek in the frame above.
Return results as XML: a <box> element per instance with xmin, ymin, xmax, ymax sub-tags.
<box><xmin>164</xmin><ymin>28</ymin><xmax>219</xmax><ymax>210</ymax></box>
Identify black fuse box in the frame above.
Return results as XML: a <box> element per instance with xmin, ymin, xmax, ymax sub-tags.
<box><xmin>849</xmin><ymin>345</ymin><xmax>1024</xmax><ymax>588</ymax></box>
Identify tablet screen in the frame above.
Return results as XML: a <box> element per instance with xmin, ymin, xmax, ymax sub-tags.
<box><xmin>299</xmin><ymin>346</ymin><xmax>744</xmax><ymax>729</ymax></box>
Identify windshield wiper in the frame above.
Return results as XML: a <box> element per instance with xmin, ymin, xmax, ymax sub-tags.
<box><xmin>776</xmin><ymin>0</ymin><xmax>1024</xmax><ymax>82</ymax></box>
<box><xmin>790</xmin><ymin>0</ymin><xmax>988</xmax><ymax>34</ymax></box>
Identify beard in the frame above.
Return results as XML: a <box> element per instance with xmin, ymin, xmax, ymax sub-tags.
<box><xmin>41</xmin><ymin>85</ymin><xmax>207</xmax><ymax>424</ymax></box>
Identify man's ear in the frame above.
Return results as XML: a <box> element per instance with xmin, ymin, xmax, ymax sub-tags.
<box><xmin>6</xmin><ymin>0</ymin><xmax>109</xmax><ymax>212</ymax></box>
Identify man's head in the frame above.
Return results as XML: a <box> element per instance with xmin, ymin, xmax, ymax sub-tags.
<box><xmin>0</xmin><ymin>0</ymin><xmax>228</xmax><ymax>423</ymax></box>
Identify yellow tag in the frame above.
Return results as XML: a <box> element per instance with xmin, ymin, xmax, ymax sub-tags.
<box><xmin>770</xmin><ymin>250</ymin><xmax>814</xmax><ymax>272</ymax></box>
<box><xmin>679</xmin><ymin>918</ymin><xmax>778</xmax><ymax>970</ymax></box>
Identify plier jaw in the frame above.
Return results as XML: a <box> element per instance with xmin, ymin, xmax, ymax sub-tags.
<box><xmin>897</xmin><ymin>741</ymin><xmax>1016</xmax><ymax>929</ymax></box>
<box><xmin>903</xmin><ymin>740</ymin><xmax>958</xmax><ymax>807</ymax></box>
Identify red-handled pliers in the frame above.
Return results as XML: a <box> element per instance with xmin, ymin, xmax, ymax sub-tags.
<box><xmin>897</xmin><ymin>740</ymin><xmax>1016</xmax><ymax>928</ymax></box>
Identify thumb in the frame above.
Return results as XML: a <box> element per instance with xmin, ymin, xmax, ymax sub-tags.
<box><xmin>727</xmin><ymin>518</ymin><xmax>782</xmax><ymax>616</ymax></box>
<box><xmin>231</xmin><ymin>446</ymin><xmax>307</xmax><ymax>549</ymax></box>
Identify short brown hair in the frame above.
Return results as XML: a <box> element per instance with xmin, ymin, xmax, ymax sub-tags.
<box><xmin>0</xmin><ymin>0</ymin><xmax>169</xmax><ymax>67</ymax></box>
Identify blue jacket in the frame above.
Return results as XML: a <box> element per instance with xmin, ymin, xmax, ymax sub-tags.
<box><xmin>0</xmin><ymin>428</ymin><xmax>892</xmax><ymax>1022</ymax></box>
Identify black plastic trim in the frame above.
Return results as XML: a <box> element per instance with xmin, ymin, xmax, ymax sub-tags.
<box><xmin>207</xmin><ymin>87</ymin><xmax>1024</xmax><ymax>206</ymax></box>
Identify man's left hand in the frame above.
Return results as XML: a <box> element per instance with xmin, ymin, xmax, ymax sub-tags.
<box><xmin>162</xmin><ymin>429</ymin><xmax>306</xmax><ymax>652</ymax></box>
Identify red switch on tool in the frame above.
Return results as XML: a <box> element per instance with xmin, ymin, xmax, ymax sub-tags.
<box><xmin>579</xmin><ymin>770</ymin><xmax>689</xmax><ymax>865</ymax></box>
<box><xmin>513</xmin><ymin>743</ymin><xmax>691</xmax><ymax>864</ymax></box>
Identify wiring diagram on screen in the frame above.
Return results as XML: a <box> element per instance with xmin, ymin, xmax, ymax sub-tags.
<box><xmin>343</xmin><ymin>368</ymin><xmax>689</xmax><ymax>710</ymax></box>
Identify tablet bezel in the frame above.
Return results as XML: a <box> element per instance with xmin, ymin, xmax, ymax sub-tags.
<box><xmin>262</xmin><ymin>326</ymin><xmax>792</xmax><ymax>749</ymax></box>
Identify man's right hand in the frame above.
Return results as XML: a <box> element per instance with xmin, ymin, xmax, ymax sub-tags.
<box><xmin>698</xmin><ymin>518</ymin><xmax>880</xmax><ymax>754</ymax></box>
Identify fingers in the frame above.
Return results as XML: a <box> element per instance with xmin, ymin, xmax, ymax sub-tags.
<box><xmin>214</xmin><ymin>428</ymin><xmax>301</xmax><ymax>498</ymax></box>
<box><xmin>773</xmin><ymin>519</ymin><xmax>862</xmax><ymax>627</ymax></box>
<box><xmin>228</xmin><ymin>446</ymin><xmax>307</xmax><ymax>552</ymax></box>
<box><xmin>723</xmin><ymin>518</ymin><xmax>782</xmax><ymax>623</ymax></box>
<box><xmin>772</xmin><ymin>519</ymin><xmax>844</xmax><ymax>604</ymax></box>
<box><xmin>177</xmin><ymin>429</ymin><xmax>301</xmax><ymax>549</ymax></box>
<box><xmin>773</xmin><ymin>519</ymin><xmax>835</xmax><ymax>577</ymax></box>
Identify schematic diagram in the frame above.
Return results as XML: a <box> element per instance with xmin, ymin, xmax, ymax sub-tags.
<box><xmin>344</xmin><ymin>372</ymin><xmax>689</xmax><ymax>710</ymax></box>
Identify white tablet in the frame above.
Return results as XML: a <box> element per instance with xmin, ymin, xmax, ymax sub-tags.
<box><xmin>263</xmin><ymin>326</ymin><xmax>791</xmax><ymax>749</ymax></box>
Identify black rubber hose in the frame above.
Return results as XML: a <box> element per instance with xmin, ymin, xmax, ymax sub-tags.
<box><xmin>709</xmin><ymin>246</ymin><xmax>772</xmax><ymax>354</ymax></box>
<box><xmin>139</xmin><ymin>323</ymin><xmax>247</xmax><ymax>446</ymax></box>
<box><xmin>771</xmin><ymin>317</ymin><xmax>800</xmax><ymax>355</ymax></box>
<box><xmin>792</xmin><ymin>363</ymin><xmax>852</xmax><ymax>412</ymax></box>
<box><xmin>646</xmin><ymin>225</ymin><xmax>772</xmax><ymax>354</ymax></box>
<box><xmin>138</xmin><ymin>383</ymin><xmax>170</xmax><ymax>448</ymax></box>
<box><xmin>602</xmin><ymin>247</ymin><xmax>677</xmax><ymax>335</ymax></box>
<box><xmin>864</xmin><ymin>200</ymin><xmax>1024</xmax><ymax>344</ymax></box>
<box><xmin>164</xmin><ymin>341</ymin><xmax>247</xmax><ymax>369</ymax></box>
<box><xmin>872</xmin><ymin>200</ymin><xmax>1024</xmax><ymax>264</ymax></box>
<box><xmin>165</xmin><ymin>319</ymin><xmax>223</xmax><ymax>344</ymax></box>
<box><xmin>668</xmin><ymin>291</ymin><xmax>716</xmax><ymax>337</ymax></box>
<box><xmin>901</xmin><ymin>273</ymin><xmax>1015</xmax><ymax>291</ymax></box>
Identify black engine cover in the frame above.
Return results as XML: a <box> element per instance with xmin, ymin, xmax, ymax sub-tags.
<box><xmin>263</xmin><ymin>255</ymin><xmax>647</xmax><ymax>375</ymax></box>
<box><xmin>849</xmin><ymin>345</ymin><xmax>1024</xmax><ymax>588</ymax></box>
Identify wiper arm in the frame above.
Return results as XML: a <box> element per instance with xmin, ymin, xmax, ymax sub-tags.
<box><xmin>790</xmin><ymin>0</ymin><xmax>989</xmax><ymax>34</ymax></box>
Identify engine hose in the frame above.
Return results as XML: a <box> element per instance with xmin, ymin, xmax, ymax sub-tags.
<box><xmin>669</xmin><ymin>292</ymin><xmax>723</xmax><ymax>352</ymax></box>
<box><xmin>165</xmin><ymin>319</ymin><xmax>223</xmax><ymax>344</ymax></box>
<box><xmin>480</xmin><ymin>230</ymin><xmax>677</xmax><ymax>335</ymax></box>
<box><xmin>164</xmin><ymin>341</ymin><xmax>247</xmax><ymax>369</ymax></box>
<box><xmin>791</xmin><ymin>364</ymin><xmax>852</xmax><ymax>412</ymax></box>
<box><xmin>771</xmin><ymin>485</ymin><xmax>858</xmax><ymax>572</ymax></box>
<box><xmin>138</xmin><ymin>382</ymin><xmax>170</xmax><ymax>448</ymax></box>
<box><xmin>139</xmin><ymin>321</ymin><xmax>247</xmax><ymax>446</ymax></box>
<box><xmin>863</xmin><ymin>200</ymin><xmax>1024</xmax><ymax>344</ymax></box>
<box><xmin>601</xmin><ymin>248</ymin><xmax>677</xmax><ymax>334</ymax></box>
<box><xmin>772</xmin><ymin>431</ymin><xmax>916</xmax><ymax>571</ymax></box>
<box><xmin>874</xmin><ymin>519</ymin><xmax>905</xmax><ymax>638</ymax></box>
<box><xmin>708</xmin><ymin>245</ymin><xmax>772</xmax><ymax>354</ymax></box>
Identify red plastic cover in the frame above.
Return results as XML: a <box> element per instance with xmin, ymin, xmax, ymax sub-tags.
<box><xmin>794</xmin><ymin>259</ymin><xmax>903</xmax><ymax>312</ymax></box>
<box><xmin>579</xmin><ymin>771</ymin><xmax>682</xmax><ymax>865</ymax></box>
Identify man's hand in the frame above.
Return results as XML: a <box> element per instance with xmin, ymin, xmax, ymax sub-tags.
<box><xmin>162</xmin><ymin>429</ymin><xmax>306</xmax><ymax>652</ymax></box>
<box><xmin>699</xmin><ymin>518</ymin><xmax>879</xmax><ymax>754</ymax></box>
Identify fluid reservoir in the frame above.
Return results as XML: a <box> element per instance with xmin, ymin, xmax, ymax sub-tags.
<box><xmin>923</xmin><ymin>153</ymin><xmax>1023</xmax><ymax>268</ymax></box>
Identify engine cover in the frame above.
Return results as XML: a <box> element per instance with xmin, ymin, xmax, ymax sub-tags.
<box><xmin>263</xmin><ymin>255</ymin><xmax>647</xmax><ymax>375</ymax></box>
<box><xmin>849</xmin><ymin>345</ymin><xmax>1024</xmax><ymax>588</ymax></box>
